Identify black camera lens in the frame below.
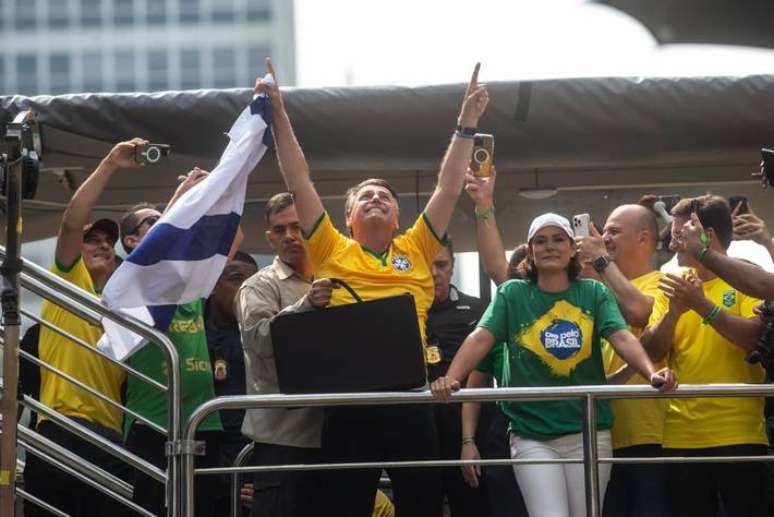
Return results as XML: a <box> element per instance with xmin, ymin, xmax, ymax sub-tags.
<box><xmin>473</xmin><ymin>149</ymin><xmax>489</xmax><ymax>164</ymax></box>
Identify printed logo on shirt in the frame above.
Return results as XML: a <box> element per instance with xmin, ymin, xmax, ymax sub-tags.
<box><xmin>540</xmin><ymin>320</ymin><xmax>583</xmax><ymax>360</ymax></box>
<box><xmin>517</xmin><ymin>300</ymin><xmax>594</xmax><ymax>376</ymax></box>
<box><xmin>168</xmin><ymin>315</ymin><xmax>205</xmax><ymax>334</ymax></box>
<box><xmin>722</xmin><ymin>290</ymin><xmax>736</xmax><ymax>308</ymax></box>
<box><xmin>392</xmin><ymin>254</ymin><xmax>412</xmax><ymax>272</ymax></box>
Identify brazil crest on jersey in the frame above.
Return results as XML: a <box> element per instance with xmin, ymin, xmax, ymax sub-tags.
<box><xmin>478</xmin><ymin>278</ymin><xmax>627</xmax><ymax>440</ymax></box>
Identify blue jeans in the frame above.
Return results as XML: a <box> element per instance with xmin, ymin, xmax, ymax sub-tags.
<box><xmin>603</xmin><ymin>444</ymin><xmax>671</xmax><ymax>517</ymax></box>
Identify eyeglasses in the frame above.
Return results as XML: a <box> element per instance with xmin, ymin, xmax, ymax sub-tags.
<box><xmin>130</xmin><ymin>215</ymin><xmax>160</xmax><ymax>235</ymax></box>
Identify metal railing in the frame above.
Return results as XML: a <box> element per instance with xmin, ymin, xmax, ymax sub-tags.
<box><xmin>0</xmin><ymin>247</ymin><xmax>184</xmax><ymax>517</ymax></box>
<box><xmin>183</xmin><ymin>383</ymin><xmax>774</xmax><ymax>517</ymax></box>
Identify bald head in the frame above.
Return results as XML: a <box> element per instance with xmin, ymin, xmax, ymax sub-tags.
<box><xmin>607</xmin><ymin>204</ymin><xmax>659</xmax><ymax>251</ymax></box>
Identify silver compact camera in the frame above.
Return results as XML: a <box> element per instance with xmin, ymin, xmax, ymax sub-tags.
<box><xmin>135</xmin><ymin>143</ymin><xmax>171</xmax><ymax>166</ymax></box>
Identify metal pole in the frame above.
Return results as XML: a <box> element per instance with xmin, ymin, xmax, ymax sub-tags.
<box><xmin>0</xmin><ymin>155</ymin><xmax>23</xmax><ymax>516</ymax></box>
<box><xmin>230</xmin><ymin>442</ymin><xmax>254</xmax><ymax>517</ymax></box>
<box><xmin>582</xmin><ymin>394</ymin><xmax>600</xmax><ymax>517</ymax></box>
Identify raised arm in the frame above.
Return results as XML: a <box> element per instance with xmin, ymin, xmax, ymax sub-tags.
<box><xmin>56</xmin><ymin>139</ymin><xmax>145</xmax><ymax>267</ymax></box>
<box><xmin>424</xmin><ymin>63</ymin><xmax>490</xmax><ymax>237</ymax></box>
<box><xmin>576</xmin><ymin>226</ymin><xmax>654</xmax><ymax>328</ymax></box>
<box><xmin>680</xmin><ymin>213</ymin><xmax>774</xmax><ymax>300</ymax></box>
<box><xmin>256</xmin><ymin>58</ymin><xmax>324</xmax><ymax>233</ymax></box>
<box><xmin>465</xmin><ymin>168</ymin><xmax>509</xmax><ymax>285</ymax></box>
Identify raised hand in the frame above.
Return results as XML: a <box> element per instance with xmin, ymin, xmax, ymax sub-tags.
<box><xmin>678</xmin><ymin>212</ymin><xmax>707</xmax><ymax>257</ymax></box>
<box><xmin>732</xmin><ymin>203</ymin><xmax>772</xmax><ymax>246</ymax></box>
<box><xmin>464</xmin><ymin>166</ymin><xmax>496</xmax><ymax>209</ymax></box>
<box><xmin>458</xmin><ymin>63</ymin><xmax>489</xmax><ymax>127</ymax></box>
<box><xmin>659</xmin><ymin>272</ymin><xmax>704</xmax><ymax>315</ymax></box>
<box><xmin>105</xmin><ymin>138</ymin><xmax>148</xmax><ymax>169</ymax></box>
<box><xmin>576</xmin><ymin>223</ymin><xmax>607</xmax><ymax>263</ymax></box>
<box><xmin>255</xmin><ymin>57</ymin><xmax>283</xmax><ymax>109</ymax></box>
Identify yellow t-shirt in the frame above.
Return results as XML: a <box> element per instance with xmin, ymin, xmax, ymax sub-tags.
<box><xmin>648</xmin><ymin>273</ymin><xmax>766</xmax><ymax>449</ymax></box>
<box><xmin>38</xmin><ymin>258</ymin><xmax>126</xmax><ymax>433</ymax></box>
<box><xmin>372</xmin><ymin>489</ymin><xmax>395</xmax><ymax>517</ymax></box>
<box><xmin>603</xmin><ymin>270</ymin><xmax>668</xmax><ymax>450</ymax></box>
<box><xmin>303</xmin><ymin>212</ymin><xmax>444</xmax><ymax>355</ymax></box>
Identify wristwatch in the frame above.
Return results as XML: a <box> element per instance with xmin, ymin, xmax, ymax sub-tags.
<box><xmin>592</xmin><ymin>255</ymin><xmax>612</xmax><ymax>274</ymax></box>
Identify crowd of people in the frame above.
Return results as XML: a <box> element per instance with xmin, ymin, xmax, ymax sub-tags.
<box><xmin>17</xmin><ymin>59</ymin><xmax>774</xmax><ymax>517</ymax></box>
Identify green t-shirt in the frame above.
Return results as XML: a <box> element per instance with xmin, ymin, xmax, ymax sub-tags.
<box><xmin>478</xmin><ymin>278</ymin><xmax>627</xmax><ymax>440</ymax></box>
<box><xmin>125</xmin><ymin>300</ymin><xmax>222</xmax><ymax>435</ymax></box>
<box><xmin>476</xmin><ymin>342</ymin><xmax>507</xmax><ymax>384</ymax></box>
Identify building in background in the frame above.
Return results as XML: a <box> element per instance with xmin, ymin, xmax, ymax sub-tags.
<box><xmin>0</xmin><ymin>0</ymin><xmax>295</xmax><ymax>95</ymax></box>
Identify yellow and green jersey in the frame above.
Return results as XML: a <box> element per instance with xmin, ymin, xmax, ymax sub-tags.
<box><xmin>39</xmin><ymin>258</ymin><xmax>126</xmax><ymax>433</ymax></box>
<box><xmin>303</xmin><ymin>212</ymin><xmax>445</xmax><ymax>358</ymax></box>
<box><xmin>603</xmin><ymin>270</ymin><xmax>668</xmax><ymax>450</ymax></box>
<box><xmin>649</xmin><ymin>275</ymin><xmax>766</xmax><ymax>448</ymax></box>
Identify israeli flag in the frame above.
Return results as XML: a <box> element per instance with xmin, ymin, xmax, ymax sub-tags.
<box><xmin>97</xmin><ymin>87</ymin><xmax>273</xmax><ymax>360</ymax></box>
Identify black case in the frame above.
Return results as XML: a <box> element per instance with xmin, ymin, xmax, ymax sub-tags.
<box><xmin>271</xmin><ymin>292</ymin><xmax>426</xmax><ymax>394</ymax></box>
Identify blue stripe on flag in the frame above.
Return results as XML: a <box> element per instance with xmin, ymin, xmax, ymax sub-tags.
<box><xmin>149</xmin><ymin>304</ymin><xmax>178</xmax><ymax>333</ymax></box>
<box><xmin>126</xmin><ymin>212</ymin><xmax>240</xmax><ymax>266</ymax></box>
<box><xmin>251</xmin><ymin>95</ymin><xmax>274</xmax><ymax>147</ymax></box>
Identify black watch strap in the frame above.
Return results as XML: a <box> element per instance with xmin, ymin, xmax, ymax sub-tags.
<box><xmin>455</xmin><ymin>125</ymin><xmax>477</xmax><ymax>137</ymax></box>
<box><xmin>592</xmin><ymin>255</ymin><xmax>612</xmax><ymax>274</ymax></box>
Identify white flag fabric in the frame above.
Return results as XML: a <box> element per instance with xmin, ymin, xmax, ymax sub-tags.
<box><xmin>97</xmin><ymin>91</ymin><xmax>272</xmax><ymax>360</ymax></box>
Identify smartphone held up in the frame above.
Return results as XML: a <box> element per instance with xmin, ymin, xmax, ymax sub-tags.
<box><xmin>471</xmin><ymin>134</ymin><xmax>494</xmax><ymax>177</ymax></box>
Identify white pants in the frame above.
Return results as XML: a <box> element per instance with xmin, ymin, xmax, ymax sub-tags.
<box><xmin>510</xmin><ymin>431</ymin><xmax>612</xmax><ymax>517</ymax></box>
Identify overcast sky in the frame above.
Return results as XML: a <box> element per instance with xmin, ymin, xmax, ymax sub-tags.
<box><xmin>295</xmin><ymin>0</ymin><xmax>774</xmax><ymax>87</ymax></box>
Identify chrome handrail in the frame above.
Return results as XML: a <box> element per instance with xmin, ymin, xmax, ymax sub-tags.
<box><xmin>21</xmin><ymin>439</ymin><xmax>156</xmax><ymax>517</ymax></box>
<box><xmin>15</xmin><ymin>345</ymin><xmax>166</xmax><ymax>434</ymax></box>
<box><xmin>18</xmin><ymin>425</ymin><xmax>133</xmax><ymax>499</ymax></box>
<box><xmin>0</xmin><ymin>247</ymin><xmax>184</xmax><ymax>517</ymax></box>
<box><xmin>182</xmin><ymin>383</ymin><xmax>774</xmax><ymax>517</ymax></box>
<box><xmin>230</xmin><ymin>442</ymin><xmax>254</xmax><ymax>517</ymax></box>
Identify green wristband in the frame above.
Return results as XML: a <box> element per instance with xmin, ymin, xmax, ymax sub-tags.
<box><xmin>461</xmin><ymin>436</ymin><xmax>475</xmax><ymax>445</ymax></box>
<box><xmin>702</xmin><ymin>305</ymin><xmax>721</xmax><ymax>325</ymax></box>
<box><xmin>695</xmin><ymin>245</ymin><xmax>710</xmax><ymax>262</ymax></box>
<box><xmin>474</xmin><ymin>205</ymin><xmax>495</xmax><ymax>220</ymax></box>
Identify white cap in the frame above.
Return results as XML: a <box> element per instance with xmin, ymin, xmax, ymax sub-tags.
<box><xmin>527</xmin><ymin>213</ymin><xmax>574</xmax><ymax>242</ymax></box>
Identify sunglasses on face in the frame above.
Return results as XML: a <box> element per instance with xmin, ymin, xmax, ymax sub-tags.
<box><xmin>130</xmin><ymin>215</ymin><xmax>160</xmax><ymax>235</ymax></box>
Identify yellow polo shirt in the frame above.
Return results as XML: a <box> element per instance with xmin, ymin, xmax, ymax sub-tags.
<box><xmin>303</xmin><ymin>212</ymin><xmax>444</xmax><ymax>354</ymax></box>
<box><xmin>603</xmin><ymin>270</ymin><xmax>668</xmax><ymax>450</ymax></box>
<box><xmin>648</xmin><ymin>274</ymin><xmax>766</xmax><ymax>448</ymax></box>
<box><xmin>38</xmin><ymin>258</ymin><xmax>126</xmax><ymax>433</ymax></box>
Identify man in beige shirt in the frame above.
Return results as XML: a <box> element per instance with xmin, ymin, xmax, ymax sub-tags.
<box><xmin>235</xmin><ymin>192</ymin><xmax>333</xmax><ymax>517</ymax></box>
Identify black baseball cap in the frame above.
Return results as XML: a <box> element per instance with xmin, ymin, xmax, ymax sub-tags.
<box><xmin>83</xmin><ymin>218</ymin><xmax>119</xmax><ymax>245</ymax></box>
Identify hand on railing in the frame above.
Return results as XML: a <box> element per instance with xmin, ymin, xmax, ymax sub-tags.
<box><xmin>430</xmin><ymin>376</ymin><xmax>461</xmax><ymax>402</ymax></box>
<box><xmin>240</xmin><ymin>483</ymin><xmax>254</xmax><ymax>510</ymax></box>
<box><xmin>650</xmin><ymin>367</ymin><xmax>678</xmax><ymax>392</ymax></box>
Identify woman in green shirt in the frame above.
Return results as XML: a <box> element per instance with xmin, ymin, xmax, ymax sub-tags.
<box><xmin>432</xmin><ymin>212</ymin><xmax>676</xmax><ymax>517</ymax></box>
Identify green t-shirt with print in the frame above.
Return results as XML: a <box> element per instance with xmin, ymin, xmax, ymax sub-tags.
<box><xmin>125</xmin><ymin>300</ymin><xmax>222</xmax><ymax>435</ymax></box>
<box><xmin>478</xmin><ymin>278</ymin><xmax>627</xmax><ymax>441</ymax></box>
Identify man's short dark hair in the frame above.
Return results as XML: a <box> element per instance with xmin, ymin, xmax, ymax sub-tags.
<box><xmin>509</xmin><ymin>243</ymin><xmax>529</xmax><ymax>280</ymax></box>
<box><xmin>672</xmin><ymin>195</ymin><xmax>733</xmax><ymax>249</ymax></box>
<box><xmin>344</xmin><ymin>178</ymin><xmax>400</xmax><ymax>220</ymax></box>
<box><xmin>265</xmin><ymin>192</ymin><xmax>295</xmax><ymax>225</ymax></box>
<box><xmin>232</xmin><ymin>250</ymin><xmax>258</xmax><ymax>268</ymax></box>
<box><xmin>119</xmin><ymin>202</ymin><xmax>157</xmax><ymax>253</ymax></box>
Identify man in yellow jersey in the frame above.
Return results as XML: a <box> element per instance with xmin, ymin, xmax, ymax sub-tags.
<box><xmin>576</xmin><ymin>204</ymin><xmax>670</xmax><ymax>517</ymax></box>
<box><xmin>28</xmin><ymin>138</ymin><xmax>147</xmax><ymax>516</ymax></box>
<box><xmin>642</xmin><ymin>195</ymin><xmax>768</xmax><ymax>516</ymax></box>
<box><xmin>255</xmin><ymin>58</ymin><xmax>489</xmax><ymax>517</ymax></box>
